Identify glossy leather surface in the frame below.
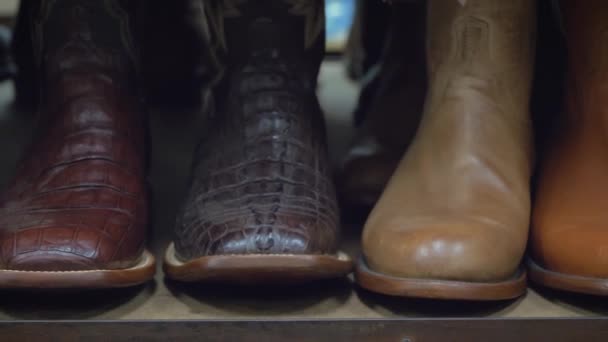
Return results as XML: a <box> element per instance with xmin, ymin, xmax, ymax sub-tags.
<box><xmin>362</xmin><ymin>0</ymin><xmax>535</xmax><ymax>281</ymax></box>
<box><xmin>173</xmin><ymin>0</ymin><xmax>340</xmax><ymax>260</ymax></box>
<box><xmin>0</xmin><ymin>0</ymin><xmax>147</xmax><ymax>271</ymax></box>
<box><xmin>532</xmin><ymin>1</ymin><xmax>608</xmax><ymax>278</ymax></box>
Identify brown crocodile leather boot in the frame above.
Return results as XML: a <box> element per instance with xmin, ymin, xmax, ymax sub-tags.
<box><xmin>529</xmin><ymin>1</ymin><xmax>608</xmax><ymax>296</ymax></box>
<box><xmin>164</xmin><ymin>0</ymin><xmax>352</xmax><ymax>283</ymax></box>
<box><xmin>339</xmin><ymin>1</ymin><xmax>426</xmax><ymax>213</ymax></box>
<box><xmin>356</xmin><ymin>0</ymin><xmax>535</xmax><ymax>300</ymax></box>
<box><xmin>0</xmin><ymin>0</ymin><xmax>155</xmax><ymax>288</ymax></box>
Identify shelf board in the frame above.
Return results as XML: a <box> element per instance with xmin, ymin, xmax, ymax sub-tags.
<box><xmin>1</xmin><ymin>318</ymin><xmax>607</xmax><ymax>342</ymax></box>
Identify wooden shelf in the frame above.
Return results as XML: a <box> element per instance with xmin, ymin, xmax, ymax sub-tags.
<box><xmin>1</xmin><ymin>319</ymin><xmax>607</xmax><ymax>342</ymax></box>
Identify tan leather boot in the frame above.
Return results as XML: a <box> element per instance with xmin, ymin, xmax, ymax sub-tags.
<box><xmin>529</xmin><ymin>1</ymin><xmax>608</xmax><ymax>296</ymax></box>
<box><xmin>356</xmin><ymin>0</ymin><xmax>535</xmax><ymax>300</ymax></box>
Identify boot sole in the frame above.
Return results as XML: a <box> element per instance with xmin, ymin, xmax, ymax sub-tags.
<box><xmin>0</xmin><ymin>250</ymin><xmax>156</xmax><ymax>289</ymax></box>
<box><xmin>355</xmin><ymin>256</ymin><xmax>527</xmax><ymax>300</ymax></box>
<box><xmin>163</xmin><ymin>242</ymin><xmax>353</xmax><ymax>284</ymax></box>
<box><xmin>528</xmin><ymin>259</ymin><xmax>608</xmax><ymax>296</ymax></box>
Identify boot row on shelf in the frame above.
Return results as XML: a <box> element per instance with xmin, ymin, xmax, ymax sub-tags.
<box><xmin>346</xmin><ymin>0</ymin><xmax>608</xmax><ymax>299</ymax></box>
<box><xmin>0</xmin><ymin>0</ymin><xmax>605</xmax><ymax>301</ymax></box>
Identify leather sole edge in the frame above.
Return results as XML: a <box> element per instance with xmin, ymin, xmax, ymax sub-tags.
<box><xmin>355</xmin><ymin>256</ymin><xmax>527</xmax><ymax>301</ymax></box>
<box><xmin>0</xmin><ymin>250</ymin><xmax>156</xmax><ymax>289</ymax></box>
<box><xmin>527</xmin><ymin>258</ymin><xmax>608</xmax><ymax>296</ymax></box>
<box><xmin>163</xmin><ymin>242</ymin><xmax>353</xmax><ymax>284</ymax></box>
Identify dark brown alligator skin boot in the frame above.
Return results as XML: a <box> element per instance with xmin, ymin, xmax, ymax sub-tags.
<box><xmin>0</xmin><ymin>0</ymin><xmax>155</xmax><ymax>289</ymax></box>
<box><xmin>164</xmin><ymin>0</ymin><xmax>352</xmax><ymax>284</ymax></box>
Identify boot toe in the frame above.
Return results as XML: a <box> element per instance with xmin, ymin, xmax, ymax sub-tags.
<box><xmin>363</xmin><ymin>222</ymin><xmax>524</xmax><ymax>282</ymax></box>
<box><xmin>6</xmin><ymin>250</ymin><xmax>99</xmax><ymax>271</ymax></box>
<box><xmin>175</xmin><ymin>209</ymin><xmax>339</xmax><ymax>259</ymax></box>
<box><xmin>0</xmin><ymin>212</ymin><xmax>141</xmax><ymax>271</ymax></box>
<box><xmin>533</xmin><ymin>225</ymin><xmax>608</xmax><ymax>279</ymax></box>
<box><xmin>213</xmin><ymin>225</ymin><xmax>312</xmax><ymax>255</ymax></box>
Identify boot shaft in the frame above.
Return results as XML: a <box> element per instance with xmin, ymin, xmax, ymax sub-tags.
<box><xmin>30</xmin><ymin>0</ymin><xmax>141</xmax><ymax>97</ymax></box>
<box><xmin>204</xmin><ymin>0</ymin><xmax>327</xmax><ymax>136</ymax></box>
<box><xmin>204</xmin><ymin>0</ymin><xmax>325</xmax><ymax>82</ymax></box>
<box><xmin>25</xmin><ymin>0</ymin><xmax>144</xmax><ymax>137</ymax></box>
<box><xmin>562</xmin><ymin>1</ymin><xmax>608</xmax><ymax>84</ymax></box>
<box><xmin>426</xmin><ymin>0</ymin><xmax>536</xmax><ymax>108</ymax></box>
<box><xmin>561</xmin><ymin>1</ymin><xmax>608</xmax><ymax>128</ymax></box>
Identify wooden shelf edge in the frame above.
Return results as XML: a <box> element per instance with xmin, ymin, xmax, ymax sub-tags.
<box><xmin>1</xmin><ymin>318</ymin><xmax>606</xmax><ymax>342</ymax></box>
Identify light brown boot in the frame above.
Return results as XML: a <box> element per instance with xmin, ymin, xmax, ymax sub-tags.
<box><xmin>529</xmin><ymin>1</ymin><xmax>608</xmax><ymax>296</ymax></box>
<box><xmin>356</xmin><ymin>0</ymin><xmax>535</xmax><ymax>300</ymax></box>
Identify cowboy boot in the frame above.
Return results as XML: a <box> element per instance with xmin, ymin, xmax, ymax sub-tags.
<box><xmin>0</xmin><ymin>0</ymin><xmax>154</xmax><ymax>288</ymax></box>
<box><xmin>339</xmin><ymin>0</ymin><xmax>426</xmax><ymax>212</ymax></box>
<box><xmin>357</xmin><ymin>0</ymin><xmax>535</xmax><ymax>300</ymax></box>
<box><xmin>164</xmin><ymin>0</ymin><xmax>352</xmax><ymax>283</ymax></box>
<box><xmin>530</xmin><ymin>1</ymin><xmax>608</xmax><ymax>296</ymax></box>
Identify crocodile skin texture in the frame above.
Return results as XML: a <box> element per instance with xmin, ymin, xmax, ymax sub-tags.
<box><xmin>0</xmin><ymin>0</ymin><xmax>147</xmax><ymax>271</ymax></box>
<box><xmin>174</xmin><ymin>1</ymin><xmax>340</xmax><ymax>260</ymax></box>
<box><xmin>174</xmin><ymin>61</ymin><xmax>339</xmax><ymax>260</ymax></box>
